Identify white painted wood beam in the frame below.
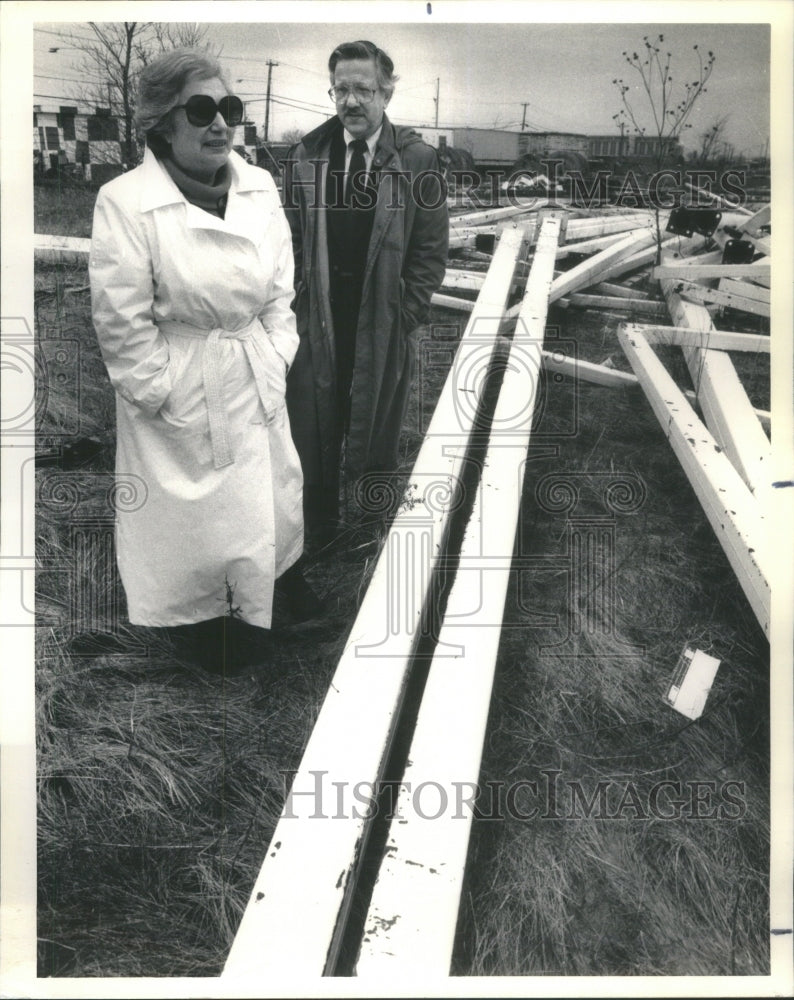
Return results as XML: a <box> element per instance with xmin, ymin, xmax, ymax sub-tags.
<box><xmin>661</xmin><ymin>274</ymin><xmax>772</xmax><ymax>498</ymax></box>
<box><xmin>559</xmin><ymin>293</ymin><xmax>669</xmax><ymax>317</ymax></box>
<box><xmin>355</xmin><ymin>216</ymin><xmax>562</xmax><ymax>979</ymax></box>
<box><xmin>674</xmin><ymin>280</ymin><xmax>770</xmax><ymax>318</ymax></box>
<box><xmin>631</xmin><ymin>324</ymin><xmax>770</xmax><ymax>354</ymax></box>
<box><xmin>541</xmin><ymin>350</ymin><xmax>638</xmax><ymax>388</ymax></box>
<box><xmin>222</xmin><ymin>225</ymin><xmax>528</xmax><ymax>981</ymax></box>
<box><xmin>618</xmin><ymin>324</ymin><xmax>770</xmax><ymax>636</ymax></box>
<box><xmin>683</xmin><ymin>182</ymin><xmax>753</xmax><ymax>215</ymax></box>
<box><xmin>549</xmin><ymin>227</ymin><xmax>658</xmax><ymax>303</ymax></box>
<box><xmin>652</xmin><ymin>262</ymin><xmax>771</xmax><ymax>282</ymax></box>
<box><xmin>34</xmin><ymin>233</ymin><xmax>91</xmax><ymax>262</ymax></box>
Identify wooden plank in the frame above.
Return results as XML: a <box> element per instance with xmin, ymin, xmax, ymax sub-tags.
<box><xmin>541</xmin><ymin>350</ymin><xmax>638</xmax><ymax>388</ymax></box>
<box><xmin>555</xmin><ymin>231</ymin><xmax>627</xmax><ymax>259</ymax></box>
<box><xmin>34</xmin><ymin>233</ymin><xmax>91</xmax><ymax>262</ymax></box>
<box><xmin>549</xmin><ymin>227</ymin><xmax>657</xmax><ymax>303</ymax></box>
<box><xmin>557</xmin><ymin>212</ymin><xmax>659</xmax><ymax>242</ymax></box>
<box><xmin>660</xmin><ymin>274</ymin><xmax>772</xmax><ymax>498</ymax></box>
<box><xmin>683</xmin><ymin>182</ymin><xmax>753</xmax><ymax>215</ymax></box>
<box><xmin>736</xmin><ymin>204</ymin><xmax>771</xmax><ymax>234</ymax></box>
<box><xmin>431</xmin><ymin>292</ymin><xmax>475</xmax><ymax>313</ymax></box>
<box><xmin>569</xmin><ymin>233</ymin><xmax>708</xmax><ymax>300</ymax></box>
<box><xmin>355</xmin><ymin>216</ymin><xmax>561</xmax><ymax>978</ymax></box>
<box><xmin>222</xmin><ymin>225</ymin><xmax>528</xmax><ymax>981</ymax></box>
<box><xmin>561</xmin><ymin>293</ymin><xmax>668</xmax><ymax>318</ymax></box>
<box><xmin>675</xmin><ymin>279</ymin><xmax>770</xmax><ymax>318</ymax></box>
<box><xmin>618</xmin><ymin>324</ymin><xmax>770</xmax><ymax>636</ymax></box>
<box><xmin>718</xmin><ymin>277</ymin><xmax>771</xmax><ymax>305</ymax></box>
<box><xmin>683</xmin><ymin>390</ymin><xmax>770</xmax><ymax>428</ymax></box>
<box><xmin>450</xmin><ymin>204</ymin><xmax>536</xmax><ymax>229</ymax></box>
<box><xmin>652</xmin><ymin>262</ymin><xmax>771</xmax><ymax>282</ymax></box>
<box><xmin>449</xmin><ymin>213</ymin><xmax>666</xmax><ymax>255</ymax></box>
<box><xmin>633</xmin><ymin>324</ymin><xmax>770</xmax><ymax>354</ymax></box>
<box><xmin>441</xmin><ymin>268</ymin><xmax>490</xmax><ymax>292</ymax></box>
<box><xmin>591</xmin><ymin>280</ymin><xmax>650</xmax><ymax>299</ymax></box>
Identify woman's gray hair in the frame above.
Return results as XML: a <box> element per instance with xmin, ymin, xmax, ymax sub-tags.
<box><xmin>134</xmin><ymin>47</ymin><xmax>228</xmax><ymax>152</ymax></box>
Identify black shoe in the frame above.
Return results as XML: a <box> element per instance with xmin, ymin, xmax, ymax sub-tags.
<box><xmin>274</xmin><ymin>563</ymin><xmax>324</xmax><ymax>623</ymax></box>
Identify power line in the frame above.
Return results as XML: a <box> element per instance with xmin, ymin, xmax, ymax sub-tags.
<box><xmin>34</xmin><ymin>26</ymin><xmax>97</xmax><ymax>42</ymax></box>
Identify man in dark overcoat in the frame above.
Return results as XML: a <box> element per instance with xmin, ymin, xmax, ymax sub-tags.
<box><xmin>282</xmin><ymin>39</ymin><xmax>449</xmax><ymax>546</ymax></box>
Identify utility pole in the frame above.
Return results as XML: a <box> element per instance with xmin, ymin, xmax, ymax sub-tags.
<box><xmin>264</xmin><ymin>59</ymin><xmax>278</xmax><ymax>142</ymax></box>
<box><xmin>521</xmin><ymin>102</ymin><xmax>528</xmax><ymax>131</ymax></box>
<box><xmin>434</xmin><ymin>77</ymin><xmax>439</xmax><ymax>128</ymax></box>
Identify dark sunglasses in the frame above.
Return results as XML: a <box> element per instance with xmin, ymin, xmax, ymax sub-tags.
<box><xmin>173</xmin><ymin>94</ymin><xmax>244</xmax><ymax>128</ymax></box>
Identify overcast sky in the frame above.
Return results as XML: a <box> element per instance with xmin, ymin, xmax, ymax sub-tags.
<box><xmin>33</xmin><ymin>9</ymin><xmax>773</xmax><ymax>158</ymax></box>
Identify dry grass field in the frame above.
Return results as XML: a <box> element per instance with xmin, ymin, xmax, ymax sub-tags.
<box><xmin>34</xmin><ymin>176</ymin><xmax>770</xmax><ymax>978</ymax></box>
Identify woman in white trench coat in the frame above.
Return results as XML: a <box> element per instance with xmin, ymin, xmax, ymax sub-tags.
<box><xmin>90</xmin><ymin>49</ymin><xmax>315</xmax><ymax>666</ymax></box>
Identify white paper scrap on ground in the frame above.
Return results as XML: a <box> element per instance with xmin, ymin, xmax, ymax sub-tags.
<box><xmin>664</xmin><ymin>647</ymin><xmax>722</xmax><ymax>720</ymax></box>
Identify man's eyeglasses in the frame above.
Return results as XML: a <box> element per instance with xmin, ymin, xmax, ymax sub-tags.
<box><xmin>172</xmin><ymin>94</ymin><xmax>244</xmax><ymax>128</ymax></box>
<box><xmin>328</xmin><ymin>85</ymin><xmax>378</xmax><ymax>105</ymax></box>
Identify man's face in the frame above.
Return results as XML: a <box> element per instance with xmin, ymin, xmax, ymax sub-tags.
<box><xmin>332</xmin><ymin>58</ymin><xmax>389</xmax><ymax>140</ymax></box>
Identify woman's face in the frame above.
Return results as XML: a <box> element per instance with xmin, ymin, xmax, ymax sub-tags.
<box><xmin>166</xmin><ymin>75</ymin><xmax>233</xmax><ymax>182</ymax></box>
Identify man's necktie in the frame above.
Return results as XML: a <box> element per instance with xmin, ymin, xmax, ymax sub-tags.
<box><xmin>345</xmin><ymin>138</ymin><xmax>369</xmax><ymax>207</ymax></box>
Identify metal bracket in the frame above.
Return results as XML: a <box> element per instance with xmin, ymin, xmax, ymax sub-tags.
<box><xmin>721</xmin><ymin>238</ymin><xmax>756</xmax><ymax>264</ymax></box>
<box><xmin>666</xmin><ymin>206</ymin><xmax>722</xmax><ymax>238</ymax></box>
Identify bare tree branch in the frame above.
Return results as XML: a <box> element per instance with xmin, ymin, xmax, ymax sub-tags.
<box><xmin>59</xmin><ymin>22</ymin><xmax>216</xmax><ymax>166</ymax></box>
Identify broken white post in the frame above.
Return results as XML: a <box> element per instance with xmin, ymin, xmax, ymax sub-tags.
<box><xmin>549</xmin><ymin>226</ymin><xmax>657</xmax><ymax>303</ymax></box>
<box><xmin>660</xmin><ymin>270</ymin><xmax>772</xmax><ymax>498</ymax></box>
<box><xmin>617</xmin><ymin>324</ymin><xmax>770</xmax><ymax>636</ymax></box>
<box><xmin>736</xmin><ymin>203</ymin><xmax>770</xmax><ymax>234</ymax></box>
<box><xmin>541</xmin><ymin>350</ymin><xmax>638</xmax><ymax>388</ymax></box>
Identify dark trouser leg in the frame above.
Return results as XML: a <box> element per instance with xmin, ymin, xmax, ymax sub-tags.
<box><xmin>303</xmin><ymin>482</ymin><xmax>340</xmax><ymax>551</ymax></box>
<box><xmin>274</xmin><ymin>558</ymin><xmax>324</xmax><ymax>622</ymax></box>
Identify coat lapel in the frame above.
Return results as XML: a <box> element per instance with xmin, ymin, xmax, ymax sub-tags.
<box><xmin>141</xmin><ymin>147</ymin><xmax>273</xmax><ymax>246</ymax></box>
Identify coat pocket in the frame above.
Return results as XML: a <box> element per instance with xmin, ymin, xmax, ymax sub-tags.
<box><xmin>250</xmin><ymin>329</ymin><xmax>288</xmax><ymax>422</ymax></box>
<box><xmin>158</xmin><ymin>338</ymin><xmax>208</xmax><ymax>432</ymax></box>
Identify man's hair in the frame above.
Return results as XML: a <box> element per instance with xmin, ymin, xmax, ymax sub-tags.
<box><xmin>134</xmin><ymin>47</ymin><xmax>229</xmax><ymax>155</ymax></box>
<box><xmin>328</xmin><ymin>40</ymin><xmax>399</xmax><ymax>98</ymax></box>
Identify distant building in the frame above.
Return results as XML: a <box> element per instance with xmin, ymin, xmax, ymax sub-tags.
<box><xmin>33</xmin><ymin>104</ymin><xmax>258</xmax><ymax>183</ymax></box>
<box><xmin>409</xmin><ymin>126</ymin><xmax>686</xmax><ymax>173</ymax></box>
<box><xmin>34</xmin><ymin>105</ymin><xmax>124</xmax><ymax>185</ymax></box>
<box><xmin>587</xmin><ymin>133</ymin><xmax>684</xmax><ymax>161</ymax></box>
<box><xmin>409</xmin><ymin>126</ymin><xmax>589</xmax><ymax>171</ymax></box>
